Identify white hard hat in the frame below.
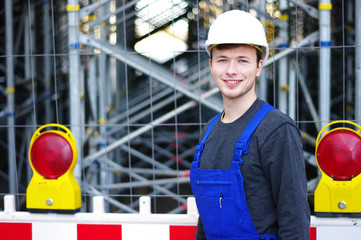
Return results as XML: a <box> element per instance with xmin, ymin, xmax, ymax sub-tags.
<box><xmin>204</xmin><ymin>10</ymin><xmax>269</xmax><ymax>61</ymax></box>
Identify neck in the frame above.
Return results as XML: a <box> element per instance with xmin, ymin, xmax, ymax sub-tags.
<box><xmin>222</xmin><ymin>94</ymin><xmax>257</xmax><ymax>123</ymax></box>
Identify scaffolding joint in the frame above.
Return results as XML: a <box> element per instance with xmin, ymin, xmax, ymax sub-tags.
<box><xmin>66</xmin><ymin>4</ymin><xmax>80</xmax><ymax>12</ymax></box>
<box><xmin>320</xmin><ymin>41</ymin><xmax>332</xmax><ymax>47</ymax></box>
<box><xmin>319</xmin><ymin>3</ymin><xmax>332</xmax><ymax>11</ymax></box>
<box><xmin>69</xmin><ymin>43</ymin><xmax>80</xmax><ymax>49</ymax></box>
<box><xmin>6</xmin><ymin>87</ymin><xmax>14</xmax><ymax>94</ymax></box>
<box><xmin>281</xmin><ymin>85</ymin><xmax>289</xmax><ymax>92</ymax></box>
<box><xmin>6</xmin><ymin>111</ymin><xmax>15</xmax><ymax>118</ymax></box>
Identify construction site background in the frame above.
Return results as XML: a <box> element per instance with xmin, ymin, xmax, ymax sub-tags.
<box><xmin>1</xmin><ymin>0</ymin><xmax>361</xmax><ymax>216</ymax></box>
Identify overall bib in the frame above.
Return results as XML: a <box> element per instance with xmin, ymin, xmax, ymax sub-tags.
<box><xmin>190</xmin><ymin>104</ymin><xmax>279</xmax><ymax>240</ymax></box>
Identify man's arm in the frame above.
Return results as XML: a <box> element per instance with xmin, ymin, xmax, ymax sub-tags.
<box><xmin>260</xmin><ymin>123</ymin><xmax>310</xmax><ymax>239</ymax></box>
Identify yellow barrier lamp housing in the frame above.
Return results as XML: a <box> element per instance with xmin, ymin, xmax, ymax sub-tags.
<box><xmin>26</xmin><ymin>124</ymin><xmax>81</xmax><ymax>213</ymax></box>
<box><xmin>314</xmin><ymin>121</ymin><xmax>361</xmax><ymax>217</ymax></box>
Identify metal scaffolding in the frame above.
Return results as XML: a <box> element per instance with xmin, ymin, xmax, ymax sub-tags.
<box><xmin>1</xmin><ymin>0</ymin><xmax>360</xmax><ymax>214</ymax></box>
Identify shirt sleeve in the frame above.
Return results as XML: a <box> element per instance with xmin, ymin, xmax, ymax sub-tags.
<box><xmin>195</xmin><ymin>216</ymin><xmax>207</xmax><ymax>240</ymax></box>
<box><xmin>260</xmin><ymin>123</ymin><xmax>310</xmax><ymax>240</ymax></box>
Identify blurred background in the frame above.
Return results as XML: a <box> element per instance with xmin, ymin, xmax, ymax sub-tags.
<box><xmin>0</xmin><ymin>0</ymin><xmax>360</xmax><ymax>214</ymax></box>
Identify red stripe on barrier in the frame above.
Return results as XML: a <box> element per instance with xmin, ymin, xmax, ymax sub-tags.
<box><xmin>310</xmin><ymin>227</ymin><xmax>317</xmax><ymax>240</ymax></box>
<box><xmin>77</xmin><ymin>224</ymin><xmax>122</xmax><ymax>240</ymax></box>
<box><xmin>170</xmin><ymin>226</ymin><xmax>317</xmax><ymax>240</ymax></box>
<box><xmin>0</xmin><ymin>222</ymin><xmax>32</xmax><ymax>240</ymax></box>
<box><xmin>169</xmin><ymin>225</ymin><xmax>197</xmax><ymax>240</ymax></box>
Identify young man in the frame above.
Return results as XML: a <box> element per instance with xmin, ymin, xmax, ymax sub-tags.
<box><xmin>190</xmin><ymin>10</ymin><xmax>310</xmax><ymax>240</ymax></box>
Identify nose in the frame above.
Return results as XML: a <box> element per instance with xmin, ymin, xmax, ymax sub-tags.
<box><xmin>226</xmin><ymin>60</ymin><xmax>238</xmax><ymax>75</ymax></box>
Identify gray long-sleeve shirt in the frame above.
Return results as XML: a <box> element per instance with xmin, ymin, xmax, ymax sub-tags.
<box><xmin>195</xmin><ymin>99</ymin><xmax>310</xmax><ymax>240</ymax></box>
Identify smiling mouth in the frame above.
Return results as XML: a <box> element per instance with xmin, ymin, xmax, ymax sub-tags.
<box><xmin>224</xmin><ymin>80</ymin><xmax>241</xmax><ymax>84</ymax></box>
<box><xmin>225</xmin><ymin>80</ymin><xmax>239</xmax><ymax>84</ymax></box>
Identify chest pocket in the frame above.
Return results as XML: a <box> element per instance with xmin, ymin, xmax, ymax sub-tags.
<box><xmin>193</xmin><ymin>179</ymin><xmax>233</xmax><ymax>199</ymax></box>
<box><xmin>193</xmin><ymin>178</ymin><xmax>240</xmax><ymax>238</ymax></box>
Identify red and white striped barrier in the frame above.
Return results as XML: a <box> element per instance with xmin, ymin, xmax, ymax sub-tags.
<box><xmin>1</xmin><ymin>195</ymin><xmax>361</xmax><ymax>240</ymax></box>
<box><xmin>0</xmin><ymin>222</ymin><xmax>197</xmax><ymax>240</ymax></box>
<box><xmin>310</xmin><ymin>217</ymin><xmax>361</xmax><ymax>240</ymax></box>
<box><xmin>0</xmin><ymin>195</ymin><xmax>197</xmax><ymax>240</ymax></box>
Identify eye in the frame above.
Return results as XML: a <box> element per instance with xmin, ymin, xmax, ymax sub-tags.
<box><xmin>217</xmin><ymin>58</ymin><xmax>227</xmax><ymax>63</ymax></box>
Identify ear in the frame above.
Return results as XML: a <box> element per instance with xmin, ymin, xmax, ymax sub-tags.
<box><xmin>256</xmin><ymin>59</ymin><xmax>263</xmax><ymax>78</ymax></box>
<box><xmin>209</xmin><ymin>58</ymin><xmax>213</xmax><ymax>74</ymax></box>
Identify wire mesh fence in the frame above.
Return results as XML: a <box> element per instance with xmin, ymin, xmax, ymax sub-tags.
<box><xmin>0</xmin><ymin>0</ymin><xmax>360</xmax><ymax>214</ymax></box>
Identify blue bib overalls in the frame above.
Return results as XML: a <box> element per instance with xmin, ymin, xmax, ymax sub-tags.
<box><xmin>190</xmin><ymin>104</ymin><xmax>279</xmax><ymax>240</ymax></box>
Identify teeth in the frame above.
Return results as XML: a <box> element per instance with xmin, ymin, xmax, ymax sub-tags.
<box><xmin>226</xmin><ymin>80</ymin><xmax>239</xmax><ymax>84</ymax></box>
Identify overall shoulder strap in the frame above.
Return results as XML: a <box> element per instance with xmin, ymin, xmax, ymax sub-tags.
<box><xmin>233</xmin><ymin>104</ymin><xmax>275</xmax><ymax>162</ymax></box>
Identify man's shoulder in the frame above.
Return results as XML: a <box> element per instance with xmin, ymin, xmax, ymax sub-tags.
<box><xmin>253</xmin><ymin>99</ymin><xmax>295</xmax><ymax>125</ymax></box>
<box><xmin>258</xmin><ymin>106</ymin><xmax>300</xmax><ymax>136</ymax></box>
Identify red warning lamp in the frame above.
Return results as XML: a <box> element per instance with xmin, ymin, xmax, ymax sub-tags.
<box><xmin>26</xmin><ymin>124</ymin><xmax>81</xmax><ymax>213</ymax></box>
<box><xmin>316</xmin><ymin>129</ymin><xmax>361</xmax><ymax>181</ymax></box>
<box><xmin>314</xmin><ymin>120</ymin><xmax>361</xmax><ymax>217</ymax></box>
<box><xmin>30</xmin><ymin>132</ymin><xmax>73</xmax><ymax>179</ymax></box>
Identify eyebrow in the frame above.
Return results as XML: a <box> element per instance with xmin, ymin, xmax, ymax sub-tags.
<box><xmin>214</xmin><ymin>55</ymin><xmax>250</xmax><ymax>59</ymax></box>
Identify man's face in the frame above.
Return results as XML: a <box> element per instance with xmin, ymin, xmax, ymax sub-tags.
<box><xmin>209</xmin><ymin>44</ymin><xmax>263</xmax><ymax>102</ymax></box>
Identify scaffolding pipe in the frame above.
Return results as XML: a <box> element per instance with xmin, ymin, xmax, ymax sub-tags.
<box><xmin>91</xmin><ymin>142</ymin><xmax>188</xmax><ymax>209</ymax></box>
<box><xmin>79</xmin><ymin>33</ymin><xmax>222</xmax><ymax>113</ymax></box>
<box><xmin>98</xmin><ymin>2</ymin><xmax>108</xmax><ymax>191</ymax></box>
<box><xmin>86</xmin><ymin>0</ymin><xmax>138</xmax><ymax>29</ymax></box>
<box><xmin>278</xmin><ymin>0</ymin><xmax>289</xmax><ymax>113</ymax></box>
<box><xmin>109</xmin><ymin>87</ymin><xmax>174</xmax><ymax>124</ymax></box>
<box><xmin>355</xmin><ymin>0</ymin><xmax>361</xmax><ymax>124</ymax></box>
<box><xmin>79</xmin><ymin>0</ymin><xmax>112</xmax><ymax>19</ymax></box>
<box><xmin>96</xmin><ymin>177</ymin><xmax>189</xmax><ymax>190</ymax></box>
<box><xmin>319</xmin><ymin>0</ymin><xmax>332</xmax><ymax>128</ymax></box>
<box><xmin>288</xmin><ymin>60</ymin><xmax>296</xmax><ymax>120</ymax></box>
<box><xmin>6</xmin><ymin>0</ymin><xmax>17</xmax><ymax>196</ymax></box>
<box><xmin>120</xmin><ymin>145</ymin><xmax>173</xmax><ymax>170</ymax></box>
<box><xmin>80</xmin><ymin>63</ymin><xmax>86</xmax><ymax>162</ymax></box>
<box><xmin>67</xmin><ymin>0</ymin><xmax>82</xmax><ymax>182</ymax></box>
<box><xmin>86</xmin><ymin>27</ymin><xmax>98</xmax><ymax>123</ymax></box>
<box><xmin>88</xmin><ymin>55</ymin><xmax>97</xmax><ymax>120</ymax></box>
<box><xmin>143</xmin><ymin>140</ymin><xmax>194</xmax><ymax>169</ymax></box>
<box><xmin>346</xmin><ymin>0</ymin><xmax>354</xmax><ymax>120</ymax></box>
<box><xmin>107</xmin><ymin>58</ymin><xmax>113</xmax><ymax>108</ymax></box>
<box><xmin>14</xmin><ymin>7</ymin><xmax>25</xmax><ymax>59</ymax></box>
<box><xmin>83</xmin><ymin>100</ymin><xmax>197</xmax><ymax>167</ymax></box>
<box><xmin>83</xmin><ymin>86</ymin><xmax>221</xmax><ymax>167</ymax></box>
<box><xmin>43</xmin><ymin>0</ymin><xmax>52</xmax><ymax>123</ymax></box>
<box><xmin>24</xmin><ymin>4</ymin><xmax>35</xmax><ymax>106</ymax></box>
<box><xmin>258</xmin><ymin>0</ymin><xmax>267</xmax><ymax>100</ymax></box>
<box><xmin>102</xmin><ymin>158</ymin><xmax>187</xmax><ymax>204</ymax></box>
<box><xmin>84</xmin><ymin>183</ymin><xmax>138</xmax><ymax>213</ymax></box>
<box><xmin>107</xmin><ymin>92</ymin><xmax>182</xmax><ymax>137</ymax></box>
<box><xmin>117</xmin><ymin>92</ymin><xmax>182</xmax><ymax>127</ymax></box>
<box><xmin>24</xmin><ymin>3</ymin><xmax>36</xmax><ymax>184</ymax></box>
<box><xmin>264</xmin><ymin>31</ymin><xmax>319</xmax><ymax>67</ymax></box>
<box><xmin>108</xmin><ymin>166</ymin><xmax>188</xmax><ymax>177</ymax></box>
<box><xmin>295</xmin><ymin>63</ymin><xmax>320</xmax><ymax>132</ymax></box>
